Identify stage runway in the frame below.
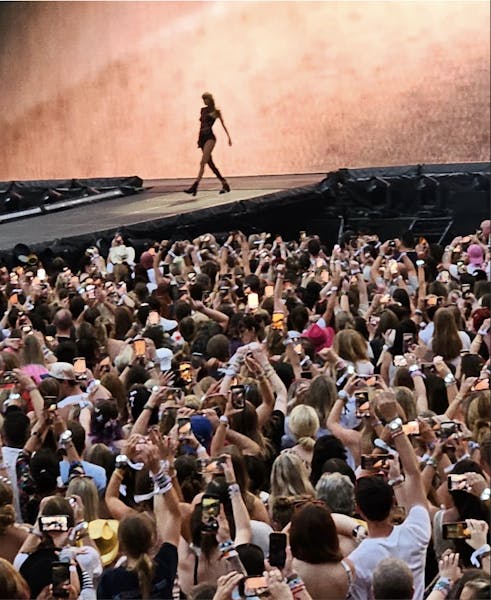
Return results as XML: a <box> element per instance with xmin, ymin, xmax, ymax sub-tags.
<box><xmin>0</xmin><ymin>173</ymin><xmax>322</xmax><ymax>251</ymax></box>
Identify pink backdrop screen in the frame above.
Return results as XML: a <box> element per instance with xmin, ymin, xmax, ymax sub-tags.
<box><xmin>0</xmin><ymin>1</ymin><xmax>489</xmax><ymax>180</ymax></box>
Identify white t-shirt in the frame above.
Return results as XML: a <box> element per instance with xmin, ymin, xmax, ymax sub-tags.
<box><xmin>2</xmin><ymin>446</ymin><xmax>23</xmax><ymax>521</ymax></box>
<box><xmin>348</xmin><ymin>505</ymin><xmax>431</xmax><ymax>600</ymax></box>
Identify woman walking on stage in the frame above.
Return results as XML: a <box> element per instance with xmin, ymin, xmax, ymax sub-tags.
<box><xmin>185</xmin><ymin>92</ymin><xmax>232</xmax><ymax>196</ymax></box>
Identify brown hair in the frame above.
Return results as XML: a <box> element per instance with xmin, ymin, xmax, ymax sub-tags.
<box><xmin>304</xmin><ymin>375</ymin><xmax>337</xmax><ymax>426</ymax></box>
<box><xmin>334</xmin><ymin>329</ymin><xmax>369</xmax><ymax>363</ymax></box>
<box><xmin>119</xmin><ymin>513</ymin><xmax>155</xmax><ymax>599</ymax></box>
<box><xmin>0</xmin><ymin>558</ymin><xmax>30</xmax><ymax>599</ymax></box>
<box><xmin>290</xmin><ymin>503</ymin><xmax>342</xmax><ymax>564</ymax></box>
<box><xmin>0</xmin><ymin>481</ymin><xmax>15</xmax><ymax>536</ymax></box>
<box><xmin>432</xmin><ymin>307</ymin><xmax>462</xmax><ymax>361</ymax></box>
<box><xmin>466</xmin><ymin>392</ymin><xmax>490</xmax><ymax>445</ymax></box>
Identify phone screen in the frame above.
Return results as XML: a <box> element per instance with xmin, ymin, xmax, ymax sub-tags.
<box><xmin>269</xmin><ymin>532</ymin><xmax>287</xmax><ymax>568</ymax></box>
<box><xmin>9</xmin><ymin>293</ymin><xmax>18</xmax><ymax>305</ymax></box>
<box><xmin>355</xmin><ymin>391</ymin><xmax>370</xmax><ymax>418</ymax></box>
<box><xmin>245</xmin><ymin>577</ymin><xmax>268</xmax><ymax>597</ymax></box>
<box><xmin>447</xmin><ymin>474</ymin><xmax>468</xmax><ymax>491</ymax></box>
<box><xmin>442</xmin><ymin>522</ymin><xmax>471</xmax><ymax>540</ymax></box>
<box><xmin>52</xmin><ymin>562</ymin><xmax>70</xmax><ymax>598</ymax></box>
<box><xmin>271</xmin><ymin>312</ymin><xmax>285</xmax><ymax>331</ymax></box>
<box><xmin>177</xmin><ymin>417</ymin><xmax>191</xmax><ymax>437</ymax></box>
<box><xmin>247</xmin><ymin>293</ymin><xmax>259</xmax><ymax>310</ymax></box>
<box><xmin>402</xmin><ymin>333</ymin><xmax>415</xmax><ymax>354</ymax></box>
<box><xmin>40</xmin><ymin>515</ymin><xmax>69</xmax><ymax>533</ymax></box>
<box><xmin>179</xmin><ymin>362</ymin><xmax>193</xmax><ymax>384</ymax></box>
<box><xmin>133</xmin><ymin>339</ymin><xmax>146</xmax><ymax>357</ymax></box>
<box><xmin>148</xmin><ymin>311</ymin><xmax>160</xmax><ymax>325</ymax></box>
<box><xmin>73</xmin><ymin>357</ymin><xmax>86</xmax><ymax>374</ymax></box>
<box><xmin>230</xmin><ymin>385</ymin><xmax>246</xmax><ymax>409</ymax></box>
<box><xmin>201</xmin><ymin>495</ymin><xmax>220</xmax><ymax>532</ymax></box>
<box><xmin>402</xmin><ymin>421</ymin><xmax>420</xmax><ymax>436</ymax></box>
<box><xmin>361</xmin><ymin>454</ymin><xmax>391</xmax><ymax>470</ymax></box>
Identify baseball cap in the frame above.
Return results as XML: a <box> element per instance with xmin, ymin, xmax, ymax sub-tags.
<box><xmin>48</xmin><ymin>362</ymin><xmax>76</xmax><ymax>381</ymax></box>
<box><xmin>468</xmin><ymin>244</ymin><xmax>484</xmax><ymax>266</ymax></box>
<box><xmin>155</xmin><ymin>347</ymin><xmax>173</xmax><ymax>371</ymax></box>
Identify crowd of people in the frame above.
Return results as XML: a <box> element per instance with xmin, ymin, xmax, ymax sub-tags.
<box><xmin>0</xmin><ymin>218</ymin><xmax>489</xmax><ymax>600</ymax></box>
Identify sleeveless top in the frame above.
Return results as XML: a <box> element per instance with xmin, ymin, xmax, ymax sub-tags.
<box><xmin>199</xmin><ymin>108</ymin><xmax>216</xmax><ymax>133</ymax></box>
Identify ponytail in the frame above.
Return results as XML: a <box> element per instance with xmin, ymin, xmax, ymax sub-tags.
<box><xmin>297</xmin><ymin>436</ymin><xmax>315</xmax><ymax>451</ymax></box>
<box><xmin>133</xmin><ymin>553</ymin><xmax>154</xmax><ymax>599</ymax></box>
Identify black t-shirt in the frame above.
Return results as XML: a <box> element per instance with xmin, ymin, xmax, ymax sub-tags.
<box><xmin>97</xmin><ymin>542</ymin><xmax>177</xmax><ymax>599</ymax></box>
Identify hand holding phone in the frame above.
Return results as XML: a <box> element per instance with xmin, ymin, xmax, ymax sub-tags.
<box><xmin>230</xmin><ymin>385</ymin><xmax>246</xmax><ymax>410</ymax></box>
<box><xmin>51</xmin><ymin>561</ymin><xmax>71</xmax><ymax>598</ymax></box>
<box><xmin>269</xmin><ymin>532</ymin><xmax>287</xmax><ymax>568</ymax></box>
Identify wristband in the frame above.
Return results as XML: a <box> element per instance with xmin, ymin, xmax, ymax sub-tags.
<box><xmin>228</xmin><ymin>483</ymin><xmax>241</xmax><ymax>498</ymax></box>
<box><xmin>470</xmin><ymin>543</ymin><xmax>491</xmax><ymax>568</ymax></box>
<box><xmin>142</xmin><ymin>404</ymin><xmax>155</xmax><ymax>411</ymax></box>
<box><xmin>480</xmin><ymin>487</ymin><xmax>491</xmax><ymax>501</ymax></box>
<box><xmin>433</xmin><ymin>577</ymin><xmax>452</xmax><ymax>597</ymax></box>
<box><xmin>219</xmin><ymin>415</ymin><xmax>229</xmax><ymax>426</ymax></box>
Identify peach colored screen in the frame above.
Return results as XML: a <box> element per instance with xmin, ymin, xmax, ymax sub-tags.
<box><xmin>0</xmin><ymin>1</ymin><xmax>489</xmax><ymax>180</ymax></box>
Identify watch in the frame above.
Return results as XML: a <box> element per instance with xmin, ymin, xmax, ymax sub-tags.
<box><xmin>59</xmin><ymin>430</ymin><xmax>73</xmax><ymax>445</ymax></box>
<box><xmin>387</xmin><ymin>417</ymin><xmax>403</xmax><ymax>431</ymax></box>
<box><xmin>115</xmin><ymin>454</ymin><xmax>129</xmax><ymax>469</ymax></box>
<box><xmin>480</xmin><ymin>488</ymin><xmax>491</xmax><ymax>502</ymax></box>
<box><xmin>444</xmin><ymin>373</ymin><xmax>456</xmax><ymax>386</ymax></box>
<box><xmin>408</xmin><ymin>364</ymin><xmax>421</xmax><ymax>373</ymax></box>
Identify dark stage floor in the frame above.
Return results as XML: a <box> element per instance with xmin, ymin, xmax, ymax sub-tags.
<box><xmin>0</xmin><ymin>173</ymin><xmax>322</xmax><ymax>251</ymax></box>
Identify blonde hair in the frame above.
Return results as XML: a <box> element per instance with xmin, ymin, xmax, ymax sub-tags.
<box><xmin>289</xmin><ymin>405</ymin><xmax>319</xmax><ymax>451</ymax></box>
<box><xmin>66</xmin><ymin>477</ymin><xmax>99</xmax><ymax>522</ymax></box>
<box><xmin>334</xmin><ymin>329</ymin><xmax>369</xmax><ymax>363</ymax></box>
<box><xmin>466</xmin><ymin>392</ymin><xmax>490</xmax><ymax>445</ymax></box>
<box><xmin>270</xmin><ymin>453</ymin><xmax>315</xmax><ymax>508</ymax></box>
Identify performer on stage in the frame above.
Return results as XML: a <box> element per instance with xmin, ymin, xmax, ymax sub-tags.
<box><xmin>185</xmin><ymin>92</ymin><xmax>232</xmax><ymax>196</ymax></box>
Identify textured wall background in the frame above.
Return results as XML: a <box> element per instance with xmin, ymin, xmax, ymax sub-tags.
<box><xmin>0</xmin><ymin>1</ymin><xmax>489</xmax><ymax>180</ymax></box>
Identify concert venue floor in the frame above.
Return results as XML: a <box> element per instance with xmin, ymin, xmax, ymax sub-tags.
<box><xmin>0</xmin><ymin>173</ymin><xmax>323</xmax><ymax>252</ymax></box>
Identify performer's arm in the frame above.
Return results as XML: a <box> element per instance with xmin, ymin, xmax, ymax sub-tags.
<box><xmin>218</xmin><ymin>112</ymin><xmax>232</xmax><ymax>145</ymax></box>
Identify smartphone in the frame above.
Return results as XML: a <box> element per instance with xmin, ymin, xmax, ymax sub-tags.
<box><xmin>388</xmin><ymin>259</ymin><xmax>399</xmax><ymax>275</ymax></box>
<box><xmin>133</xmin><ymin>338</ymin><xmax>146</xmax><ymax>357</ymax></box>
<box><xmin>271</xmin><ymin>312</ymin><xmax>285</xmax><ymax>331</ymax></box>
<box><xmin>471</xmin><ymin>378</ymin><xmax>489</xmax><ymax>392</ymax></box>
<box><xmin>402</xmin><ymin>421</ymin><xmax>420</xmax><ymax>436</ymax></box>
<box><xmin>37</xmin><ymin>268</ymin><xmax>47</xmax><ymax>280</ymax></box>
<box><xmin>245</xmin><ymin>576</ymin><xmax>268</xmax><ymax>597</ymax></box>
<box><xmin>247</xmin><ymin>292</ymin><xmax>259</xmax><ymax>311</ymax></box>
<box><xmin>355</xmin><ymin>391</ymin><xmax>370</xmax><ymax>418</ymax></box>
<box><xmin>9</xmin><ymin>293</ymin><xmax>18</xmax><ymax>305</ymax></box>
<box><xmin>437</xmin><ymin>421</ymin><xmax>462</xmax><ymax>439</ymax></box>
<box><xmin>320</xmin><ymin>269</ymin><xmax>330</xmax><ymax>283</ymax></box>
<box><xmin>362</xmin><ymin>375</ymin><xmax>377</xmax><ymax>387</ymax></box>
<box><xmin>51</xmin><ymin>561</ymin><xmax>70</xmax><ymax>598</ymax></box>
<box><xmin>447</xmin><ymin>474</ymin><xmax>468</xmax><ymax>492</ymax></box>
<box><xmin>0</xmin><ymin>371</ymin><xmax>17</xmax><ymax>388</ymax></box>
<box><xmin>39</xmin><ymin>515</ymin><xmax>69</xmax><ymax>533</ymax></box>
<box><xmin>361</xmin><ymin>454</ymin><xmax>391</xmax><ymax>470</ymax></box>
<box><xmin>162</xmin><ymin>264</ymin><xmax>170</xmax><ymax>276</ymax></box>
<box><xmin>198</xmin><ymin>457</ymin><xmax>225</xmax><ymax>475</ymax></box>
<box><xmin>402</xmin><ymin>333</ymin><xmax>415</xmax><ymax>354</ymax></box>
<box><xmin>380</xmin><ymin>294</ymin><xmax>391</xmax><ymax>304</ymax></box>
<box><xmin>293</xmin><ymin>343</ymin><xmax>304</xmax><ymax>356</ymax></box>
<box><xmin>230</xmin><ymin>385</ymin><xmax>246</xmax><ymax>410</ymax></box>
<box><xmin>148</xmin><ymin>311</ymin><xmax>160</xmax><ymax>325</ymax></box>
<box><xmin>73</xmin><ymin>357</ymin><xmax>86</xmax><ymax>375</ymax></box>
<box><xmin>165</xmin><ymin>387</ymin><xmax>183</xmax><ymax>404</ymax></box>
<box><xmin>426</xmin><ymin>296</ymin><xmax>438</xmax><ymax>307</ymax></box>
<box><xmin>421</xmin><ymin>363</ymin><xmax>436</xmax><ymax>376</ymax></box>
<box><xmin>300</xmin><ymin>231</ymin><xmax>306</xmax><ymax>240</ymax></box>
<box><xmin>269</xmin><ymin>532</ymin><xmax>287</xmax><ymax>568</ymax></box>
<box><xmin>442</xmin><ymin>522</ymin><xmax>471</xmax><ymax>540</ymax></box>
<box><xmin>201</xmin><ymin>495</ymin><xmax>220</xmax><ymax>532</ymax></box>
<box><xmin>177</xmin><ymin>417</ymin><xmax>191</xmax><ymax>437</ymax></box>
<box><xmin>179</xmin><ymin>362</ymin><xmax>193</xmax><ymax>384</ymax></box>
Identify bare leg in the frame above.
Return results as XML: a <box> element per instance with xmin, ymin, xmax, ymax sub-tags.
<box><xmin>196</xmin><ymin>139</ymin><xmax>215</xmax><ymax>183</ymax></box>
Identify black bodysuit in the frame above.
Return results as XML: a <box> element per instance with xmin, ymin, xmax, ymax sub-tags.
<box><xmin>198</xmin><ymin>107</ymin><xmax>217</xmax><ymax>149</ymax></box>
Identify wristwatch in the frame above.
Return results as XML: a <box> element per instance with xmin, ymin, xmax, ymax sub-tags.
<box><xmin>387</xmin><ymin>417</ymin><xmax>403</xmax><ymax>431</ymax></box>
<box><xmin>480</xmin><ymin>488</ymin><xmax>491</xmax><ymax>502</ymax></box>
<box><xmin>59</xmin><ymin>430</ymin><xmax>73</xmax><ymax>446</ymax></box>
<box><xmin>444</xmin><ymin>373</ymin><xmax>456</xmax><ymax>386</ymax></box>
<box><xmin>408</xmin><ymin>364</ymin><xmax>421</xmax><ymax>374</ymax></box>
<box><xmin>115</xmin><ymin>454</ymin><xmax>129</xmax><ymax>469</ymax></box>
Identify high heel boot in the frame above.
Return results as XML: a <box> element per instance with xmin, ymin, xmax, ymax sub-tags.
<box><xmin>219</xmin><ymin>180</ymin><xmax>230</xmax><ymax>194</ymax></box>
<box><xmin>184</xmin><ymin>181</ymin><xmax>199</xmax><ymax>196</ymax></box>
